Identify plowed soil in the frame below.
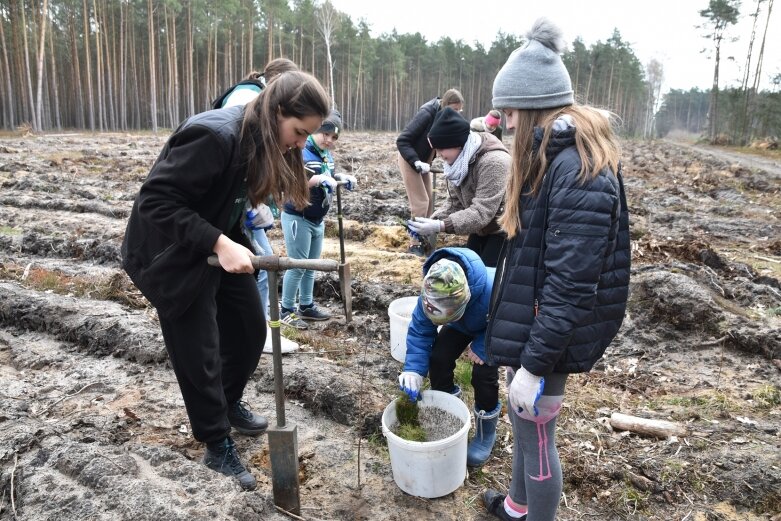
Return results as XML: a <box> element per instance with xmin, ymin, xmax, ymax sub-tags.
<box><xmin>0</xmin><ymin>131</ymin><xmax>779</xmax><ymax>521</ymax></box>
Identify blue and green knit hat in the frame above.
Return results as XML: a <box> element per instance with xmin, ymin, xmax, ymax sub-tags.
<box><xmin>421</xmin><ymin>259</ymin><xmax>470</xmax><ymax>325</ymax></box>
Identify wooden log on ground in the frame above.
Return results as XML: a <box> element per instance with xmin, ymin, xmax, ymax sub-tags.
<box><xmin>609</xmin><ymin>412</ymin><xmax>689</xmax><ymax>439</ymax></box>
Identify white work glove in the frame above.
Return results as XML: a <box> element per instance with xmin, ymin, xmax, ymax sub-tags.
<box><xmin>413</xmin><ymin>160</ymin><xmax>431</xmax><ymax>174</ymax></box>
<box><xmin>398</xmin><ymin>371</ymin><xmax>424</xmax><ymax>402</ymax></box>
<box><xmin>244</xmin><ymin>204</ymin><xmax>274</xmax><ymax>231</ymax></box>
<box><xmin>406</xmin><ymin>217</ymin><xmax>443</xmax><ymax>236</ymax></box>
<box><xmin>509</xmin><ymin>366</ymin><xmax>545</xmax><ymax>417</ymax></box>
<box><xmin>333</xmin><ymin>173</ymin><xmax>357</xmax><ymax>191</ymax></box>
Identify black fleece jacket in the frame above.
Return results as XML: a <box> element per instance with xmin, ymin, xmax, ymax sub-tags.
<box><xmin>121</xmin><ymin>106</ymin><xmax>252</xmax><ymax>319</ymax></box>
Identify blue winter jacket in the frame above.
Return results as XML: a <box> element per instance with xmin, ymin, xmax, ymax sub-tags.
<box><xmin>404</xmin><ymin>247</ymin><xmax>496</xmax><ymax>377</ymax></box>
<box><xmin>485</xmin><ymin>121</ymin><xmax>630</xmax><ymax>376</ymax></box>
<box><xmin>283</xmin><ymin>136</ymin><xmax>335</xmax><ymax>224</ymax></box>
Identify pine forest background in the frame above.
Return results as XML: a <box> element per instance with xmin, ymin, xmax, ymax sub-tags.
<box><xmin>0</xmin><ymin>0</ymin><xmax>778</xmax><ymax>142</ymax></box>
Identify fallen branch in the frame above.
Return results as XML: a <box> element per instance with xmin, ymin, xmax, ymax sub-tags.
<box><xmin>273</xmin><ymin>505</ymin><xmax>306</xmax><ymax>520</ymax></box>
<box><xmin>753</xmin><ymin>254</ymin><xmax>781</xmax><ymax>264</ymax></box>
<box><xmin>609</xmin><ymin>412</ymin><xmax>689</xmax><ymax>439</ymax></box>
<box><xmin>11</xmin><ymin>453</ymin><xmax>17</xmax><ymax>520</ymax></box>
<box><xmin>699</xmin><ymin>335</ymin><xmax>728</xmax><ymax>348</ymax></box>
<box><xmin>33</xmin><ymin>381</ymin><xmax>102</xmax><ymax>417</ymax></box>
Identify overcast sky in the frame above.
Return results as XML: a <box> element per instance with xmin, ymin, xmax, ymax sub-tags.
<box><xmin>328</xmin><ymin>0</ymin><xmax>780</xmax><ymax>95</ymax></box>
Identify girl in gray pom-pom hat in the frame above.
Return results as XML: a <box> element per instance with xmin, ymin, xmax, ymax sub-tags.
<box><xmin>481</xmin><ymin>18</ymin><xmax>630</xmax><ymax>521</ymax></box>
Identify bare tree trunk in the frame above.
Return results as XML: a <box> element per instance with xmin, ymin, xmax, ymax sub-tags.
<box><xmin>129</xmin><ymin>15</ymin><xmax>141</xmax><ymax>128</ymax></box>
<box><xmin>739</xmin><ymin>0</ymin><xmax>763</xmax><ymax>144</ymax></box>
<box><xmin>92</xmin><ymin>0</ymin><xmax>105</xmax><ymax>130</ymax></box>
<box><xmin>0</xmin><ymin>9</ymin><xmax>15</xmax><ymax>128</ymax></box>
<box><xmin>33</xmin><ymin>0</ymin><xmax>48</xmax><ymax>131</ymax></box>
<box><xmin>187</xmin><ymin>1</ymin><xmax>194</xmax><ymax>116</ymax></box>
<box><xmin>82</xmin><ymin>0</ymin><xmax>95</xmax><ymax>130</ymax></box>
<box><xmin>68</xmin><ymin>12</ymin><xmax>84</xmax><ymax>128</ymax></box>
<box><xmin>266</xmin><ymin>10</ymin><xmax>273</xmax><ymax>63</ymax></box>
<box><xmin>709</xmin><ymin>41</ymin><xmax>721</xmax><ymax>141</ymax></box>
<box><xmin>119</xmin><ymin>0</ymin><xmax>127</xmax><ymax>129</ymax></box>
<box><xmin>46</xmin><ymin>10</ymin><xmax>60</xmax><ymax>130</ymax></box>
<box><xmin>747</xmin><ymin>0</ymin><xmax>774</xmax><ymax>140</ymax></box>
<box><xmin>248</xmin><ymin>2</ymin><xmax>254</xmax><ymax>73</ymax></box>
<box><xmin>103</xmin><ymin>0</ymin><xmax>116</xmax><ymax>130</ymax></box>
<box><xmin>316</xmin><ymin>0</ymin><xmax>337</xmax><ymax>105</ymax></box>
<box><xmin>148</xmin><ymin>0</ymin><xmax>157</xmax><ymax>132</ymax></box>
<box><xmin>20</xmin><ymin>2</ymin><xmax>36</xmax><ymax>129</ymax></box>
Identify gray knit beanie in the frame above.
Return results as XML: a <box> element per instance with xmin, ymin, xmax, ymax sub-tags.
<box><xmin>492</xmin><ymin>18</ymin><xmax>574</xmax><ymax>110</ymax></box>
<box><xmin>317</xmin><ymin>109</ymin><xmax>342</xmax><ymax>135</ymax></box>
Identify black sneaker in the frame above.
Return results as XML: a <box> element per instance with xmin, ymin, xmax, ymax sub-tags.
<box><xmin>297</xmin><ymin>304</ymin><xmax>331</xmax><ymax>321</ymax></box>
<box><xmin>227</xmin><ymin>401</ymin><xmax>268</xmax><ymax>436</ymax></box>
<box><xmin>203</xmin><ymin>437</ymin><xmax>257</xmax><ymax>491</ymax></box>
<box><xmin>281</xmin><ymin>309</ymin><xmax>309</xmax><ymax>330</ymax></box>
<box><xmin>482</xmin><ymin>489</ymin><xmax>527</xmax><ymax>520</ymax></box>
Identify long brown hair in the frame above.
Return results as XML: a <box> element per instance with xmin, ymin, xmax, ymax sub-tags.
<box><xmin>500</xmin><ymin>104</ymin><xmax>621</xmax><ymax>238</ymax></box>
<box><xmin>240</xmin><ymin>71</ymin><xmax>329</xmax><ymax>209</ymax></box>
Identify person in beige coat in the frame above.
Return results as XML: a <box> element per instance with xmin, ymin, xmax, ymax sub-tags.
<box><xmin>407</xmin><ymin>107</ymin><xmax>510</xmax><ymax>266</ymax></box>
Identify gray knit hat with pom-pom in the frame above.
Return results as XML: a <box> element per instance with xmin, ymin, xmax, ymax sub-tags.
<box><xmin>492</xmin><ymin>18</ymin><xmax>574</xmax><ymax>110</ymax></box>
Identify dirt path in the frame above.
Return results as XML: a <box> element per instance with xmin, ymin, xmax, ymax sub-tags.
<box><xmin>664</xmin><ymin>139</ymin><xmax>781</xmax><ymax>178</ymax></box>
<box><xmin>1</xmin><ymin>133</ymin><xmax>779</xmax><ymax>521</ymax></box>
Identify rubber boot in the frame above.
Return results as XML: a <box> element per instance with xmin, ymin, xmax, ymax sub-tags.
<box><xmin>467</xmin><ymin>401</ymin><xmax>501</xmax><ymax>467</ymax></box>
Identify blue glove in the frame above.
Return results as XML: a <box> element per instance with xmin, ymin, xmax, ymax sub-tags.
<box><xmin>318</xmin><ymin>176</ymin><xmax>337</xmax><ymax>207</ymax></box>
<box><xmin>407</xmin><ymin>217</ymin><xmax>443</xmax><ymax>236</ymax></box>
<box><xmin>334</xmin><ymin>173</ymin><xmax>358</xmax><ymax>191</ymax></box>
<box><xmin>399</xmin><ymin>371</ymin><xmax>424</xmax><ymax>402</ymax></box>
<box><xmin>245</xmin><ymin>205</ymin><xmax>274</xmax><ymax>231</ymax></box>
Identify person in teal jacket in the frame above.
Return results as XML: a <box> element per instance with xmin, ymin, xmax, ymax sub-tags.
<box><xmin>398</xmin><ymin>247</ymin><xmax>500</xmax><ymax>467</ymax></box>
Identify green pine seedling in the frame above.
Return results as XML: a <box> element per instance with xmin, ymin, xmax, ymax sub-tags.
<box><xmin>397</xmin><ymin>422</ymin><xmax>427</xmax><ymax>442</ymax></box>
<box><xmin>395</xmin><ymin>391</ymin><xmax>420</xmax><ymax>426</ymax></box>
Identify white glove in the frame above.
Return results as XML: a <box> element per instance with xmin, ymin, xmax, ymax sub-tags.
<box><xmin>398</xmin><ymin>371</ymin><xmax>424</xmax><ymax>402</ymax></box>
<box><xmin>245</xmin><ymin>204</ymin><xmax>274</xmax><ymax>230</ymax></box>
<box><xmin>406</xmin><ymin>217</ymin><xmax>443</xmax><ymax>236</ymax></box>
<box><xmin>413</xmin><ymin>160</ymin><xmax>431</xmax><ymax>174</ymax></box>
<box><xmin>509</xmin><ymin>366</ymin><xmax>545</xmax><ymax>417</ymax></box>
<box><xmin>334</xmin><ymin>173</ymin><xmax>357</xmax><ymax>191</ymax></box>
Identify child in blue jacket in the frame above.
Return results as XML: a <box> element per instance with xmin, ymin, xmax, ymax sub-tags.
<box><xmin>398</xmin><ymin>247</ymin><xmax>500</xmax><ymax>467</ymax></box>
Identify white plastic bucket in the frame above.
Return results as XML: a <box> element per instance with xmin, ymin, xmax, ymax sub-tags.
<box><xmin>388</xmin><ymin>296</ymin><xmax>418</xmax><ymax>363</ymax></box>
<box><xmin>381</xmin><ymin>390</ymin><xmax>470</xmax><ymax>498</ymax></box>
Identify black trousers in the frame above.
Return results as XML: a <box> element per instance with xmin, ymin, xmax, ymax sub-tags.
<box><xmin>466</xmin><ymin>232</ymin><xmax>506</xmax><ymax>268</ymax></box>
<box><xmin>428</xmin><ymin>326</ymin><xmax>499</xmax><ymax>411</ymax></box>
<box><xmin>158</xmin><ymin>271</ymin><xmax>265</xmax><ymax>443</ymax></box>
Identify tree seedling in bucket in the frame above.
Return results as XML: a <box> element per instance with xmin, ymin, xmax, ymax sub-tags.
<box><xmin>395</xmin><ymin>391</ymin><xmax>427</xmax><ymax>442</ymax></box>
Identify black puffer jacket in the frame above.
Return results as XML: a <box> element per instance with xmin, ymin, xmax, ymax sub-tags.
<box><xmin>485</xmin><ymin>124</ymin><xmax>630</xmax><ymax>376</ymax></box>
<box><xmin>396</xmin><ymin>97</ymin><xmax>440</xmax><ymax>168</ymax></box>
<box><xmin>121</xmin><ymin>106</ymin><xmax>252</xmax><ymax>320</ymax></box>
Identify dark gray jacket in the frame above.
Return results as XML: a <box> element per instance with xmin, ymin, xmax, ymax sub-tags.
<box><xmin>485</xmin><ymin>125</ymin><xmax>630</xmax><ymax>376</ymax></box>
<box><xmin>396</xmin><ymin>98</ymin><xmax>440</xmax><ymax>168</ymax></box>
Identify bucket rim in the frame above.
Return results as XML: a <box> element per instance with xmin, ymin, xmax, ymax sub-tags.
<box><xmin>387</xmin><ymin>296</ymin><xmax>419</xmax><ymax>318</ymax></box>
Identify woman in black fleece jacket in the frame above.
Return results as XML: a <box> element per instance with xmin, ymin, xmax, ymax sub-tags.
<box><xmin>121</xmin><ymin>71</ymin><xmax>330</xmax><ymax>491</ymax></box>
